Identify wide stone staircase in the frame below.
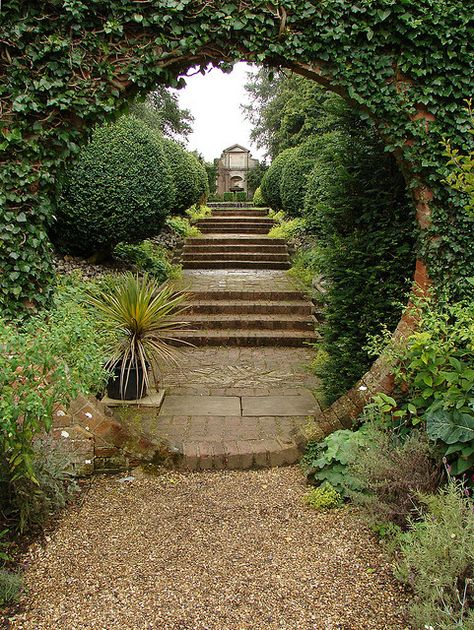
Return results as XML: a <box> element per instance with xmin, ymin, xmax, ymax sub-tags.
<box><xmin>173</xmin><ymin>206</ymin><xmax>317</xmax><ymax>347</ymax></box>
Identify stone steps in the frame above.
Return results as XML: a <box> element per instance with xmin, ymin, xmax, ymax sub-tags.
<box><xmin>181</xmin><ymin>252</ymin><xmax>290</xmax><ymax>262</ymax></box>
<box><xmin>183</xmin><ymin>244</ymin><xmax>287</xmax><ymax>254</ymax></box>
<box><xmin>183</xmin><ymin>260</ymin><xmax>290</xmax><ymax>269</ymax></box>
<box><xmin>211</xmin><ymin>209</ymin><xmax>270</xmax><ymax>217</ymax></box>
<box><xmin>198</xmin><ymin>227</ymin><xmax>271</xmax><ymax>234</ymax></box>
<box><xmin>186</xmin><ymin>237</ymin><xmax>285</xmax><ymax>245</ymax></box>
<box><xmin>196</xmin><ymin>214</ymin><xmax>274</xmax><ymax>226</ymax></box>
<box><xmin>180</xmin><ymin>314</ymin><xmax>315</xmax><ymax>331</ymax></box>
<box><xmin>186</xmin><ymin>300</ymin><xmax>312</xmax><ymax>315</ymax></box>
<box><xmin>188</xmin><ymin>290</ymin><xmax>304</xmax><ymax>301</ymax></box>
<box><xmin>169</xmin><ymin>329</ymin><xmax>317</xmax><ymax>347</ymax></box>
<box><xmin>176</xmin><ymin>208</ymin><xmax>316</xmax><ymax>346</ymax></box>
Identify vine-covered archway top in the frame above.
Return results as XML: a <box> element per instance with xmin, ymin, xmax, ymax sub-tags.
<box><xmin>1</xmin><ymin>0</ymin><xmax>473</xmax><ymax>317</ymax></box>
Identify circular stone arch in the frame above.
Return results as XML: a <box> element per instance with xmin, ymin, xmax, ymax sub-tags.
<box><xmin>1</xmin><ymin>2</ymin><xmax>472</xmax><ymax>434</ymax></box>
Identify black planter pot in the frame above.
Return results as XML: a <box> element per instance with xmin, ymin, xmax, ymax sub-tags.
<box><xmin>107</xmin><ymin>362</ymin><xmax>148</xmax><ymax>401</ymax></box>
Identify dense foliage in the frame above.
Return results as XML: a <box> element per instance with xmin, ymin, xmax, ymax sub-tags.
<box><xmin>0</xmin><ymin>282</ymin><xmax>108</xmax><ymax>530</ymax></box>
<box><xmin>244</xmin><ymin>70</ymin><xmax>347</xmax><ymax>160</ymax></box>
<box><xmin>280</xmin><ymin>136</ymin><xmax>324</xmax><ymax>216</ymax></box>
<box><xmin>306</xmin><ymin>116</ymin><xmax>415</xmax><ymax>402</ymax></box>
<box><xmin>369</xmin><ymin>298</ymin><xmax>474</xmax><ymax>477</ymax></box>
<box><xmin>130</xmin><ymin>86</ymin><xmax>194</xmax><ymax>142</ymax></box>
<box><xmin>260</xmin><ymin>147</ymin><xmax>296</xmax><ymax>211</ymax></box>
<box><xmin>395</xmin><ymin>483</ymin><xmax>474</xmax><ymax>629</ymax></box>
<box><xmin>162</xmin><ymin>138</ymin><xmax>205</xmax><ymax>215</ymax></box>
<box><xmin>52</xmin><ymin>116</ymin><xmax>174</xmax><ymax>258</ymax></box>
<box><xmin>1</xmin><ymin>1</ymin><xmax>473</xmax><ymax>317</ymax></box>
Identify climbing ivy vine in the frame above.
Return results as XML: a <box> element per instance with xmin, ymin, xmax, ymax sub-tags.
<box><xmin>1</xmin><ymin>0</ymin><xmax>472</xmax><ymax>318</ymax></box>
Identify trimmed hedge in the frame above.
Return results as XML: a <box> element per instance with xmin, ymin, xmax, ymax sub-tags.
<box><xmin>162</xmin><ymin>138</ymin><xmax>201</xmax><ymax>214</ymax></box>
<box><xmin>192</xmin><ymin>157</ymin><xmax>209</xmax><ymax>204</ymax></box>
<box><xmin>260</xmin><ymin>147</ymin><xmax>297</xmax><ymax>210</ymax></box>
<box><xmin>281</xmin><ymin>136</ymin><xmax>324</xmax><ymax>216</ymax></box>
<box><xmin>52</xmin><ymin>116</ymin><xmax>174</xmax><ymax>257</ymax></box>
<box><xmin>304</xmin><ymin>122</ymin><xmax>416</xmax><ymax>403</ymax></box>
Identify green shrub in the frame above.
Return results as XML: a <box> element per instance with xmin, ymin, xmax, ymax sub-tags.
<box><xmin>369</xmin><ymin>298</ymin><xmax>474</xmax><ymax>477</ymax></box>
<box><xmin>0</xmin><ymin>569</ymin><xmax>21</xmax><ymax>606</ymax></box>
<box><xmin>166</xmin><ymin>216</ymin><xmax>201</xmax><ymax>238</ymax></box>
<box><xmin>193</xmin><ymin>157</ymin><xmax>209</xmax><ymax>204</ymax></box>
<box><xmin>303</xmin><ymin>483</ymin><xmax>342</xmax><ymax>510</ymax></box>
<box><xmin>253</xmin><ymin>187</ymin><xmax>266</xmax><ymax>207</ymax></box>
<box><xmin>280</xmin><ymin>136</ymin><xmax>324</xmax><ymax>216</ymax></box>
<box><xmin>52</xmin><ymin>116</ymin><xmax>174</xmax><ymax>258</ymax></box>
<box><xmin>395</xmin><ymin>482</ymin><xmax>474</xmax><ymax>629</ymax></box>
<box><xmin>260</xmin><ymin>147</ymin><xmax>297</xmax><ymax>210</ymax></box>
<box><xmin>268</xmin><ymin>217</ymin><xmax>306</xmax><ymax>240</ymax></box>
<box><xmin>3</xmin><ymin>437</ymin><xmax>80</xmax><ymax>532</ymax></box>
<box><xmin>162</xmin><ymin>138</ymin><xmax>202</xmax><ymax>214</ymax></box>
<box><xmin>223</xmin><ymin>192</ymin><xmax>234</xmax><ymax>201</ymax></box>
<box><xmin>301</xmin><ymin>426</ymin><xmax>375</xmax><ymax>497</ymax></box>
<box><xmin>0</xmin><ymin>282</ymin><xmax>108</xmax><ymax>530</ymax></box>
<box><xmin>113</xmin><ymin>240</ymin><xmax>179</xmax><ymax>284</ymax></box>
<box><xmin>349</xmin><ymin>430</ymin><xmax>441</xmax><ymax>529</ymax></box>
<box><xmin>236</xmin><ymin>191</ymin><xmax>247</xmax><ymax>201</ymax></box>
<box><xmin>303</xmin><ymin>120</ymin><xmax>415</xmax><ymax>403</ymax></box>
<box><xmin>186</xmin><ymin>204</ymin><xmax>212</xmax><ymax>222</ymax></box>
<box><xmin>288</xmin><ymin>247</ymin><xmax>323</xmax><ymax>294</ymax></box>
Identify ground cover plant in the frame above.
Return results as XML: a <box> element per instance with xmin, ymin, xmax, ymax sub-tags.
<box><xmin>113</xmin><ymin>240</ymin><xmax>181</xmax><ymax>285</ymax></box>
<box><xmin>302</xmin><ymin>295</ymin><xmax>474</xmax><ymax>628</ymax></box>
<box><xmin>0</xmin><ymin>280</ymin><xmax>108</xmax><ymax>531</ymax></box>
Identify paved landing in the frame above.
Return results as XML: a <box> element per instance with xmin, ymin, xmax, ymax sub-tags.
<box><xmin>115</xmin><ymin>346</ymin><xmax>321</xmax><ymax>470</ymax></box>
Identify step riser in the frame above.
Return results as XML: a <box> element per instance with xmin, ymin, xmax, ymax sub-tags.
<box><xmin>211</xmin><ymin>211</ymin><xmax>269</xmax><ymax>217</ymax></box>
<box><xmin>181</xmin><ymin>319</ymin><xmax>315</xmax><ymax>331</ymax></box>
<box><xmin>186</xmin><ymin>238</ymin><xmax>285</xmax><ymax>245</ymax></box>
<box><xmin>169</xmin><ymin>336</ymin><xmax>316</xmax><ymax>347</ymax></box>
<box><xmin>188</xmin><ymin>291</ymin><xmax>304</xmax><ymax>301</ymax></box>
<box><xmin>197</xmin><ymin>221</ymin><xmax>273</xmax><ymax>227</ymax></box>
<box><xmin>186</xmin><ymin>304</ymin><xmax>312</xmax><ymax>315</ymax></box>
<box><xmin>183</xmin><ymin>261</ymin><xmax>290</xmax><ymax>270</ymax></box>
<box><xmin>198</xmin><ymin>229</ymin><xmax>271</xmax><ymax>234</ymax></box>
<box><xmin>183</xmin><ymin>246</ymin><xmax>288</xmax><ymax>254</ymax></box>
<box><xmin>182</xmin><ymin>254</ymin><xmax>290</xmax><ymax>262</ymax></box>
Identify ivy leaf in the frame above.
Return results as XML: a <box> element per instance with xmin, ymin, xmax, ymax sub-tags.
<box><xmin>377</xmin><ymin>9</ymin><xmax>391</xmax><ymax>22</ymax></box>
<box><xmin>366</xmin><ymin>27</ymin><xmax>374</xmax><ymax>41</ymax></box>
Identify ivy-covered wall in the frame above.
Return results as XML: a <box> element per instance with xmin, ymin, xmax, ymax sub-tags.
<box><xmin>1</xmin><ymin>0</ymin><xmax>472</xmax><ymax>318</ymax></box>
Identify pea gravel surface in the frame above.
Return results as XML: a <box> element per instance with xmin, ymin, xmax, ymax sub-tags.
<box><xmin>11</xmin><ymin>467</ymin><xmax>411</xmax><ymax>629</ymax></box>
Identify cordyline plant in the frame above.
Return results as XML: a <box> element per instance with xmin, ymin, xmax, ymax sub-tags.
<box><xmin>86</xmin><ymin>272</ymin><xmax>190</xmax><ymax>397</ymax></box>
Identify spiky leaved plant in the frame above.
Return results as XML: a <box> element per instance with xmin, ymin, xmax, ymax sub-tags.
<box><xmin>87</xmin><ymin>272</ymin><xmax>189</xmax><ymax>398</ymax></box>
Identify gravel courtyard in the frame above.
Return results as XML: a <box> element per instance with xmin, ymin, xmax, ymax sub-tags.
<box><xmin>11</xmin><ymin>467</ymin><xmax>410</xmax><ymax>629</ymax></box>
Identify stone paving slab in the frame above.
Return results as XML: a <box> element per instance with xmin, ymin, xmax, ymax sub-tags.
<box><xmin>159</xmin><ymin>395</ymin><xmax>241</xmax><ymax>416</ymax></box>
<box><xmin>242</xmin><ymin>395</ymin><xmax>317</xmax><ymax>417</ymax></box>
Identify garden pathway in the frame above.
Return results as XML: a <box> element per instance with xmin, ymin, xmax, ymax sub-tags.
<box><xmin>116</xmin><ymin>207</ymin><xmax>322</xmax><ymax>470</ymax></box>
<box><xmin>11</xmin><ymin>467</ymin><xmax>410</xmax><ymax>629</ymax></box>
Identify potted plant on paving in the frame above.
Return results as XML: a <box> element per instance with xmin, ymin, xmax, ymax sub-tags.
<box><xmin>87</xmin><ymin>272</ymin><xmax>189</xmax><ymax>400</ymax></box>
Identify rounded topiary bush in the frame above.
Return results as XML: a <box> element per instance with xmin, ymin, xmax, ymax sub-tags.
<box><xmin>260</xmin><ymin>147</ymin><xmax>297</xmax><ymax>210</ymax></box>
<box><xmin>52</xmin><ymin>116</ymin><xmax>174</xmax><ymax>257</ymax></box>
<box><xmin>280</xmin><ymin>137</ymin><xmax>324</xmax><ymax>216</ymax></box>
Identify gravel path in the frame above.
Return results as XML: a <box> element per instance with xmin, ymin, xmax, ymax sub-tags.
<box><xmin>11</xmin><ymin>467</ymin><xmax>410</xmax><ymax>629</ymax></box>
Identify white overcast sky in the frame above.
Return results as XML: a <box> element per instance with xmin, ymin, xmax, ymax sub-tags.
<box><xmin>175</xmin><ymin>62</ymin><xmax>264</xmax><ymax>163</ymax></box>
